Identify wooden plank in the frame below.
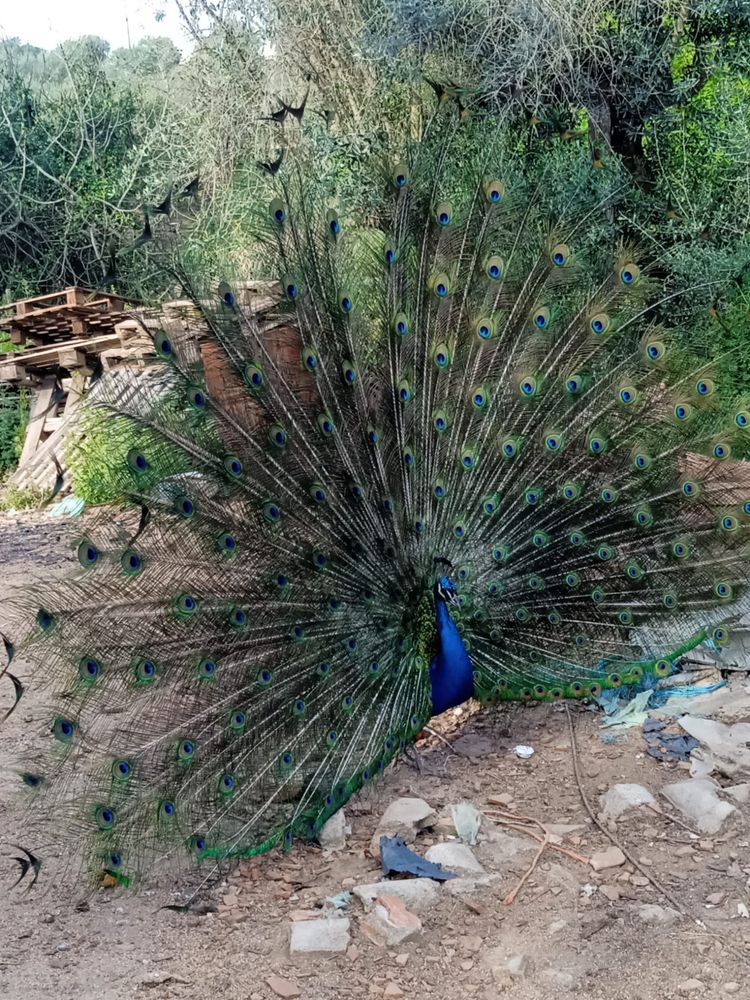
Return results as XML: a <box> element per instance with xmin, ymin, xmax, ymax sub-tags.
<box><xmin>43</xmin><ymin>416</ymin><xmax>64</xmax><ymax>433</ymax></box>
<box><xmin>17</xmin><ymin>375</ymin><xmax>56</xmax><ymax>468</ymax></box>
<box><xmin>11</xmin><ymin>407</ymin><xmax>78</xmax><ymax>488</ymax></box>
<box><xmin>6</xmin><ymin>331</ymin><xmax>128</xmax><ymax>368</ymax></box>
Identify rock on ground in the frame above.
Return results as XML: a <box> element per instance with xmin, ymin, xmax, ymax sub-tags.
<box><xmin>360</xmin><ymin>895</ymin><xmax>422</xmax><ymax>947</ymax></box>
<box><xmin>353</xmin><ymin>878</ymin><xmax>441</xmax><ymax>912</ymax></box>
<box><xmin>662</xmin><ymin>779</ymin><xmax>737</xmax><ymax>834</ymax></box>
<box><xmin>635</xmin><ymin>904</ymin><xmax>681</xmax><ymax>927</ymax></box>
<box><xmin>724</xmin><ymin>783</ymin><xmax>750</xmax><ymax>804</ymax></box>
<box><xmin>476</xmin><ymin>829</ymin><xmax>533</xmax><ymax>865</ymax></box>
<box><xmin>317</xmin><ymin>808</ymin><xmax>348</xmax><ymax>850</ymax></box>
<box><xmin>266</xmin><ymin>976</ymin><xmax>301</xmax><ymax>998</ymax></box>
<box><xmin>289</xmin><ymin>917</ymin><xmax>351</xmax><ymax>954</ymax></box>
<box><xmin>425</xmin><ymin>841</ymin><xmax>484</xmax><ymax>872</ymax></box>
<box><xmin>589</xmin><ymin>846</ymin><xmax>626</xmax><ymax>871</ymax></box>
<box><xmin>600</xmin><ymin>783</ymin><xmax>657</xmax><ymax>820</ymax></box>
<box><xmin>369</xmin><ymin>798</ymin><xmax>437</xmax><ymax>857</ymax></box>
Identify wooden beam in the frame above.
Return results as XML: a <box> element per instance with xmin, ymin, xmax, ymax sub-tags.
<box><xmin>57</xmin><ymin>347</ymin><xmax>87</xmax><ymax>369</ymax></box>
<box><xmin>0</xmin><ymin>361</ymin><xmax>25</xmax><ymax>383</ymax></box>
<box><xmin>17</xmin><ymin>374</ymin><xmax>56</xmax><ymax>468</ymax></box>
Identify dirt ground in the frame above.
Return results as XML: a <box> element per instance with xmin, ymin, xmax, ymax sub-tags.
<box><xmin>1</xmin><ymin>510</ymin><xmax>749</xmax><ymax>1000</ymax></box>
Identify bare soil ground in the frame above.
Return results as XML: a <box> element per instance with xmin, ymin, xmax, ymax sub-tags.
<box><xmin>0</xmin><ymin>511</ymin><xmax>748</xmax><ymax>1000</ymax></box>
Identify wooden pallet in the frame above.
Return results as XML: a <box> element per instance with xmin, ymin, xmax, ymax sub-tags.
<box><xmin>0</xmin><ymin>286</ymin><xmax>133</xmax><ymax>347</ymax></box>
<box><xmin>1</xmin><ymin>284</ymin><xmax>284</xmax><ymax>499</ymax></box>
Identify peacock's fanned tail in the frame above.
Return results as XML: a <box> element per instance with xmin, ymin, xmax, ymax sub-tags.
<box><xmin>8</xmin><ymin>89</ymin><xmax>750</xmax><ymax>887</ymax></box>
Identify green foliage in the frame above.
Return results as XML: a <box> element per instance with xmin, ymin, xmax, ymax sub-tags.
<box><xmin>0</xmin><ymin>386</ymin><xmax>27</xmax><ymax>473</ymax></box>
<box><xmin>0</xmin><ymin>481</ymin><xmax>48</xmax><ymax>511</ymax></box>
<box><xmin>66</xmin><ymin>401</ymin><xmax>192</xmax><ymax>506</ymax></box>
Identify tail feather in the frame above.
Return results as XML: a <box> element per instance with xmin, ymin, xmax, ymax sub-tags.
<box><xmin>7</xmin><ymin>88</ymin><xmax>750</xmax><ymax>887</ymax></box>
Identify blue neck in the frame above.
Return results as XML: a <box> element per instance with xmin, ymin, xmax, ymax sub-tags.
<box><xmin>428</xmin><ymin>597</ymin><xmax>475</xmax><ymax>716</ymax></box>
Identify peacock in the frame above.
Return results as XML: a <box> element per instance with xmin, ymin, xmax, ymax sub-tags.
<box><xmin>5</xmin><ymin>81</ymin><xmax>750</xmax><ymax>891</ymax></box>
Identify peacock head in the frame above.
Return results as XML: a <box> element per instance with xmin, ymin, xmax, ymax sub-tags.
<box><xmin>435</xmin><ymin>575</ymin><xmax>459</xmax><ymax>606</ymax></box>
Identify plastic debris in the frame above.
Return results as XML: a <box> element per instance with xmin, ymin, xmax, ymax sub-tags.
<box><xmin>48</xmin><ymin>495</ymin><xmax>85</xmax><ymax>518</ymax></box>
<box><xmin>642</xmin><ymin>718</ymin><xmax>700</xmax><ymax>762</ymax></box>
<box><xmin>324</xmin><ymin>890</ymin><xmax>352</xmax><ymax>911</ymax></box>
<box><xmin>450</xmin><ymin>802</ymin><xmax>482</xmax><ymax>845</ymax></box>
<box><xmin>379</xmin><ymin>835</ymin><xmax>456</xmax><ymax>881</ymax></box>
<box><xmin>599</xmin><ymin>689</ymin><xmax>652</xmax><ymax>729</ymax></box>
<box><xmin>512</xmin><ymin>745</ymin><xmax>534</xmax><ymax>759</ymax></box>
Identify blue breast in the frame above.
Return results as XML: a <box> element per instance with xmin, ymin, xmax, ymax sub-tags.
<box><xmin>428</xmin><ymin>598</ymin><xmax>475</xmax><ymax>715</ymax></box>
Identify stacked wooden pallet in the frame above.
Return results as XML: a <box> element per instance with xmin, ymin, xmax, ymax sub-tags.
<box><xmin>1</xmin><ymin>282</ymin><xmax>284</xmax><ymax>497</ymax></box>
<box><xmin>0</xmin><ymin>288</ymin><xmax>151</xmax><ymax>495</ymax></box>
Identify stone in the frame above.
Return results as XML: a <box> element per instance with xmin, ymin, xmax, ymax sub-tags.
<box><xmin>318</xmin><ymin>809</ymin><xmax>347</xmax><ymax>851</ymax></box>
<box><xmin>548</xmin><ymin>920</ymin><xmax>568</xmax><ymax>935</ymax></box>
<box><xmin>663</xmin><ymin>779</ymin><xmax>737</xmax><ymax>835</ymax></box>
<box><xmin>724</xmin><ymin>783</ymin><xmax>750</xmax><ymax>804</ymax></box>
<box><xmin>425</xmin><ymin>842</ymin><xmax>484</xmax><ymax>873</ymax></box>
<box><xmin>599</xmin><ymin>885</ymin><xmax>620</xmax><ymax>901</ymax></box>
<box><xmin>383</xmin><ymin>985</ymin><xmax>404</xmax><ymax>998</ymax></box>
<box><xmin>477</xmin><ymin>830</ymin><xmax>533</xmax><ymax>865</ymax></box>
<box><xmin>360</xmin><ymin>895</ymin><xmax>422</xmax><ymax>948</ymax></box>
<box><xmin>706</xmin><ymin>892</ymin><xmax>725</xmax><ymax>906</ymax></box>
<box><xmin>506</xmin><ymin>954</ymin><xmax>532</xmax><ymax>979</ymax></box>
<box><xmin>370</xmin><ymin>798</ymin><xmax>437</xmax><ymax>856</ymax></box>
<box><xmin>589</xmin><ymin>846</ymin><xmax>626</xmax><ymax>871</ymax></box>
<box><xmin>599</xmin><ymin>784</ymin><xmax>657</xmax><ymax>820</ymax></box>
<box><xmin>677</xmin><ymin>979</ymin><xmax>706</xmax><ymax>995</ymax></box>
<box><xmin>678</xmin><ymin>715</ymin><xmax>750</xmax><ymax>777</ymax></box>
<box><xmin>635</xmin><ymin>903</ymin><xmax>681</xmax><ymax>927</ymax></box>
<box><xmin>723</xmin><ymin>983</ymin><xmax>741</xmax><ymax>994</ymax></box>
<box><xmin>352</xmin><ymin>878</ymin><xmax>441</xmax><ymax>913</ymax></box>
<box><xmin>394</xmin><ymin>953</ymin><xmax>409</xmax><ymax>967</ymax></box>
<box><xmin>266</xmin><ymin>976</ymin><xmax>301</xmax><ymax>999</ymax></box>
<box><xmin>289</xmin><ymin>917</ymin><xmax>351</xmax><ymax>954</ymax></box>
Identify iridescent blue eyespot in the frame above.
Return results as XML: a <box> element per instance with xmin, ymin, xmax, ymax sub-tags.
<box><xmin>223</xmin><ymin>455</ymin><xmax>243</xmax><ymax>478</ymax></box>
<box><xmin>96</xmin><ymin>806</ymin><xmax>115</xmax><ymax>829</ymax></box>
<box><xmin>127</xmin><ymin>449</ymin><xmax>148</xmax><ymax>473</ymax></box>
<box><xmin>53</xmin><ymin>718</ymin><xmax>75</xmax><ymax>742</ymax></box>
<box><xmin>113</xmin><ymin>759</ymin><xmax>132</xmax><ymax>779</ymax></box>
<box><xmin>79</xmin><ymin>656</ymin><xmax>100</xmax><ymax>680</ymax></box>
